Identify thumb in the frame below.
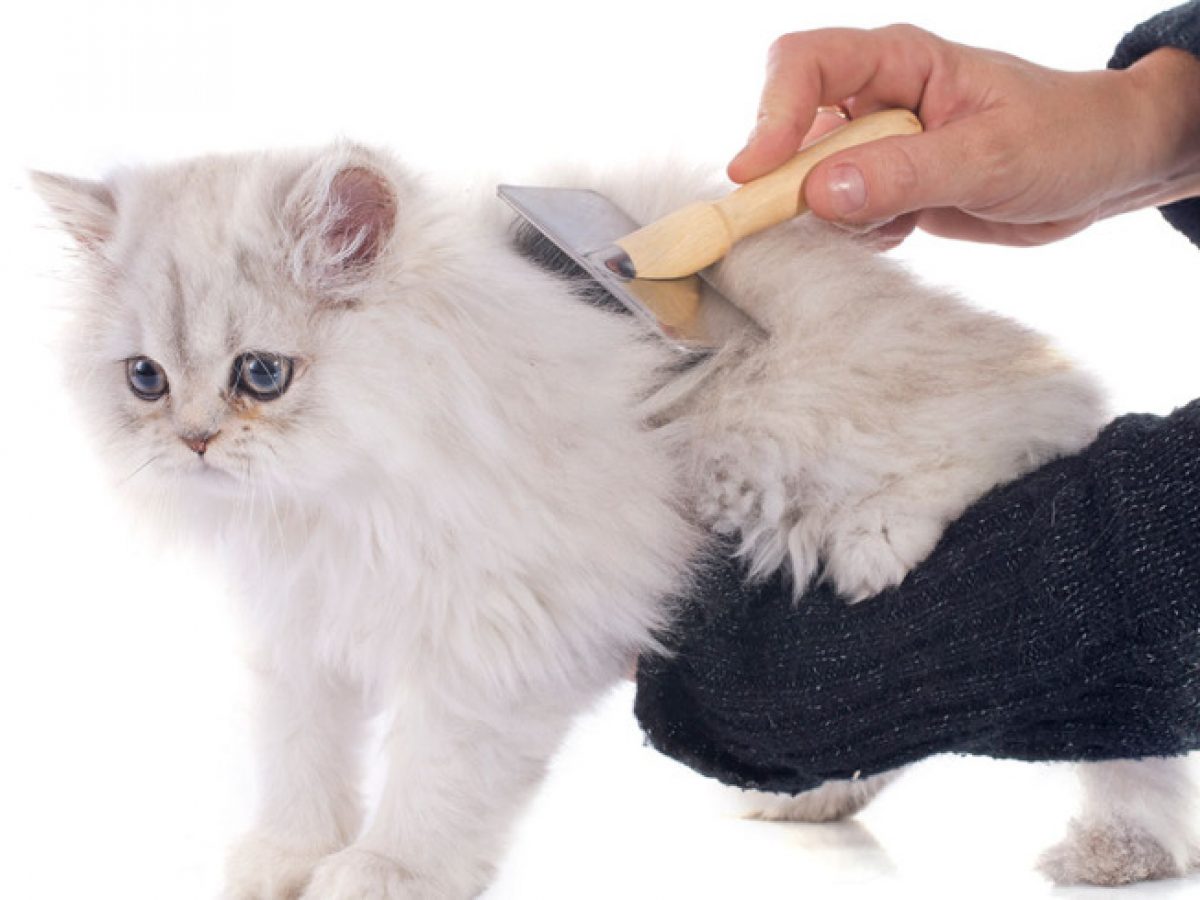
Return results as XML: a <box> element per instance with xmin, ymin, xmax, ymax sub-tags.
<box><xmin>804</xmin><ymin>123</ymin><xmax>988</xmax><ymax>225</ymax></box>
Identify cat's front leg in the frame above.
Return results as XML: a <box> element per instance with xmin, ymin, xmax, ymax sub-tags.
<box><xmin>224</xmin><ymin>659</ymin><xmax>368</xmax><ymax>900</ymax></box>
<box><xmin>301</xmin><ymin>690</ymin><xmax>574</xmax><ymax>900</ymax></box>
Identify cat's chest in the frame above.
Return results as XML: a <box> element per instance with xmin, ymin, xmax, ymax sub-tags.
<box><xmin>223</xmin><ymin>508</ymin><xmax>491</xmax><ymax>678</ymax></box>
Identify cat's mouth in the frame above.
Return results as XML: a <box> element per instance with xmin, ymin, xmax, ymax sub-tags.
<box><xmin>178</xmin><ymin>453</ymin><xmax>238</xmax><ymax>485</ymax></box>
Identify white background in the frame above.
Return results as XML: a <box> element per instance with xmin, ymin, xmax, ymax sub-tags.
<box><xmin>2</xmin><ymin>1</ymin><xmax>1198</xmax><ymax>898</ymax></box>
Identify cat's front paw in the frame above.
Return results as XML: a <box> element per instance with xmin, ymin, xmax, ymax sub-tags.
<box><xmin>223</xmin><ymin>831</ymin><xmax>332</xmax><ymax>900</ymax></box>
<box><xmin>300</xmin><ymin>847</ymin><xmax>443</xmax><ymax>900</ymax></box>
<box><xmin>823</xmin><ymin>505</ymin><xmax>945</xmax><ymax>603</ymax></box>
<box><xmin>1037</xmin><ymin>817</ymin><xmax>1196</xmax><ymax>886</ymax></box>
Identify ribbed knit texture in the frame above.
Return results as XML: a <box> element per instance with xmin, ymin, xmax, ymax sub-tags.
<box><xmin>635</xmin><ymin>402</ymin><xmax>1200</xmax><ymax>794</ymax></box>
<box><xmin>1109</xmin><ymin>1</ymin><xmax>1200</xmax><ymax>248</ymax></box>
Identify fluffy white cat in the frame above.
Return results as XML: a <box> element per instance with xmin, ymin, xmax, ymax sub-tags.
<box><xmin>33</xmin><ymin>142</ymin><xmax>1197</xmax><ymax>897</ymax></box>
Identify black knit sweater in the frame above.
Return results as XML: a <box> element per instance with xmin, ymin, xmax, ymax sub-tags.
<box><xmin>636</xmin><ymin>403</ymin><xmax>1200</xmax><ymax>793</ymax></box>
<box><xmin>633</xmin><ymin>6</ymin><xmax>1200</xmax><ymax>793</ymax></box>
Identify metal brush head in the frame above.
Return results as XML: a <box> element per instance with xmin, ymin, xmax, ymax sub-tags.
<box><xmin>498</xmin><ymin>185</ymin><xmax>758</xmax><ymax>354</ymax></box>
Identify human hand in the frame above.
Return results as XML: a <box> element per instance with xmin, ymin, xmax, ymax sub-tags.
<box><xmin>729</xmin><ymin>26</ymin><xmax>1200</xmax><ymax>246</ymax></box>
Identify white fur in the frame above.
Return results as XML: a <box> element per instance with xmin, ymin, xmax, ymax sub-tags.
<box><xmin>1039</xmin><ymin>758</ymin><xmax>1200</xmax><ymax>885</ymax></box>
<box><xmin>33</xmin><ymin>146</ymin><xmax>1195</xmax><ymax>897</ymax></box>
<box><xmin>738</xmin><ymin>770</ymin><xmax>902</xmax><ymax>824</ymax></box>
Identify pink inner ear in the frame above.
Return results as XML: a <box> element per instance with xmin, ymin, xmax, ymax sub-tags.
<box><xmin>326</xmin><ymin>167</ymin><xmax>396</xmax><ymax>268</ymax></box>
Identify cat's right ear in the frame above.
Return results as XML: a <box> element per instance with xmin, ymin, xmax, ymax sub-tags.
<box><xmin>30</xmin><ymin>171</ymin><xmax>116</xmax><ymax>252</ymax></box>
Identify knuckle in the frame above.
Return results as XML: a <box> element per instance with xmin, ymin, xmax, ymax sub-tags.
<box><xmin>876</xmin><ymin>22</ymin><xmax>933</xmax><ymax>44</ymax></box>
<box><xmin>869</xmin><ymin>141</ymin><xmax>922</xmax><ymax>214</ymax></box>
<box><xmin>967</xmin><ymin>130</ymin><xmax>1020</xmax><ymax>200</ymax></box>
<box><xmin>766</xmin><ymin>33</ymin><xmax>803</xmax><ymax>67</ymax></box>
<box><xmin>886</xmin><ymin>142</ymin><xmax>922</xmax><ymax>193</ymax></box>
<box><xmin>766</xmin><ymin>29</ymin><xmax>841</xmax><ymax>68</ymax></box>
<box><xmin>875</xmin><ymin>22</ymin><xmax>945</xmax><ymax>75</ymax></box>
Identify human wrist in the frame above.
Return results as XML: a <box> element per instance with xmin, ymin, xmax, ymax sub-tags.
<box><xmin>1110</xmin><ymin>48</ymin><xmax>1200</xmax><ymax>214</ymax></box>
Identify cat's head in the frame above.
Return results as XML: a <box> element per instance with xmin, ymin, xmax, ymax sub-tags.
<box><xmin>33</xmin><ymin>144</ymin><xmax>415</xmax><ymax>500</ymax></box>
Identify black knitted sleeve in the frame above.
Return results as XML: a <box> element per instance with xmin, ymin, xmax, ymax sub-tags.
<box><xmin>635</xmin><ymin>401</ymin><xmax>1200</xmax><ymax>795</ymax></box>
<box><xmin>1109</xmin><ymin>1</ymin><xmax>1200</xmax><ymax>247</ymax></box>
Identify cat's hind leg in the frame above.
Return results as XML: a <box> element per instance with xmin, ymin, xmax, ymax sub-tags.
<box><xmin>1038</xmin><ymin>757</ymin><xmax>1200</xmax><ymax>886</ymax></box>
<box><xmin>692</xmin><ymin>430</ymin><xmax>809</xmax><ymax>584</ymax></box>
<box><xmin>739</xmin><ymin>771</ymin><xmax>901</xmax><ymax>823</ymax></box>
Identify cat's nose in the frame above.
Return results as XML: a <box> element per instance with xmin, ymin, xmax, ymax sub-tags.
<box><xmin>181</xmin><ymin>430</ymin><xmax>219</xmax><ymax>455</ymax></box>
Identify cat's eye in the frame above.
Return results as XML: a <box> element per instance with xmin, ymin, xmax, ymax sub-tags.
<box><xmin>126</xmin><ymin>357</ymin><xmax>169</xmax><ymax>401</ymax></box>
<box><xmin>231</xmin><ymin>352</ymin><xmax>294</xmax><ymax>401</ymax></box>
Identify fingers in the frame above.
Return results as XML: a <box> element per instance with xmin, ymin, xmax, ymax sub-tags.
<box><xmin>864</xmin><ymin>214</ymin><xmax>919</xmax><ymax>250</ymax></box>
<box><xmin>914</xmin><ymin>208</ymin><xmax>1095</xmax><ymax>246</ymax></box>
<box><xmin>730</xmin><ymin>117</ymin><xmax>810</xmax><ymax>185</ymax></box>
<box><xmin>822</xmin><ymin>212</ymin><xmax>919</xmax><ymax>252</ymax></box>
<box><xmin>728</xmin><ymin>26</ymin><xmax>940</xmax><ymax>183</ymax></box>
<box><xmin>803</xmin><ymin>108</ymin><xmax>852</xmax><ymax>145</ymax></box>
<box><xmin>727</xmin><ymin>36</ymin><xmax>825</xmax><ymax>182</ymax></box>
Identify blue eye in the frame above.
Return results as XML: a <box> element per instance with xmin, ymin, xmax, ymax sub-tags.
<box><xmin>126</xmin><ymin>357</ymin><xmax>169</xmax><ymax>401</ymax></box>
<box><xmin>232</xmin><ymin>352</ymin><xmax>293</xmax><ymax>401</ymax></box>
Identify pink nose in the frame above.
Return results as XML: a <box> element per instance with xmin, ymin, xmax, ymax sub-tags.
<box><xmin>182</xmin><ymin>431</ymin><xmax>218</xmax><ymax>455</ymax></box>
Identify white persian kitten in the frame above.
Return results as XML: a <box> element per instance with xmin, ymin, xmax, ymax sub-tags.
<box><xmin>33</xmin><ymin>143</ymin><xmax>1196</xmax><ymax>897</ymax></box>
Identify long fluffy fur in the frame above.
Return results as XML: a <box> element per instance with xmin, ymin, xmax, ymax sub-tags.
<box><xmin>33</xmin><ymin>143</ymin><xmax>1196</xmax><ymax>898</ymax></box>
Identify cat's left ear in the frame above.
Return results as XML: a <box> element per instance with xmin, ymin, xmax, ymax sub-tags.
<box><xmin>30</xmin><ymin>171</ymin><xmax>117</xmax><ymax>252</ymax></box>
<box><xmin>286</xmin><ymin>149</ymin><xmax>398</xmax><ymax>298</ymax></box>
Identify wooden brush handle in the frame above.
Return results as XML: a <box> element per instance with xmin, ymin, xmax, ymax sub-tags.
<box><xmin>616</xmin><ymin>109</ymin><xmax>923</xmax><ymax>280</ymax></box>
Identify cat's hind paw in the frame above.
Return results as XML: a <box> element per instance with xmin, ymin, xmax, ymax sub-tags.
<box><xmin>693</xmin><ymin>436</ymin><xmax>794</xmax><ymax>577</ymax></box>
<box><xmin>741</xmin><ymin>771</ymin><xmax>899</xmax><ymax>823</ymax></box>
<box><xmin>1037</xmin><ymin>817</ymin><xmax>1195</xmax><ymax>886</ymax></box>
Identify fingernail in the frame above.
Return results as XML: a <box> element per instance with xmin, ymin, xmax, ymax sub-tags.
<box><xmin>826</xmin><ymin>163</ymin><xmax>867</xmax><ymax>217</ymax></box>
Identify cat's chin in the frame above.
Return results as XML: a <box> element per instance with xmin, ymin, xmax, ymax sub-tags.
<box><xmin>170</xmin><ymin>456</ymin><xmax>243</xmax><ymax>494</ymax></box>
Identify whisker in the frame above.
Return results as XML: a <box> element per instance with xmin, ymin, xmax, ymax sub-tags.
<box><xmin>119</xmin><ymin>453</ymin><xmax>163</xmax><ymax>485</ymax></box>
<box><xmin>261</xmin><ymin>461</ymin><xmax>291</xmax><ymax>570</ymax></box>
